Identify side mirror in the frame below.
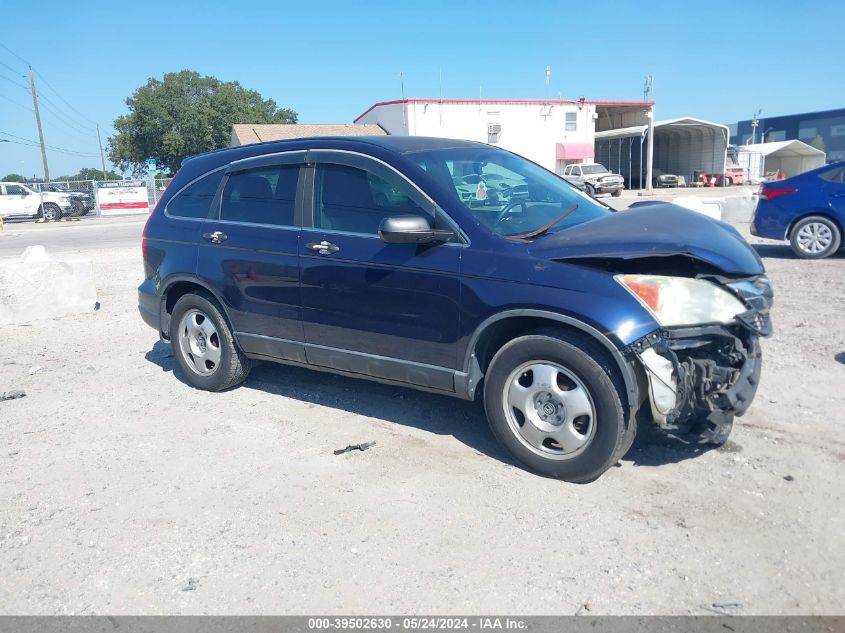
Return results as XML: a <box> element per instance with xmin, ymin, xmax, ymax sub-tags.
<box><xmin>379</xmin><ymin>214</ymin><xmax>453</xmax><ymax>244</ymax></box>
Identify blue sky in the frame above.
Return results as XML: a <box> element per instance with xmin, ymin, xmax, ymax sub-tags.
<box><xmin>1</xmin><ymin>0</ymin><xmax>842</xmax><ymax>178</ymax></box>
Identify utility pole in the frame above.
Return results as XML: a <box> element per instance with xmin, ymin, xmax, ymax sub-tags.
<box><xmin>96</xmin><ymin>125</ymin><xmax>107</xmax><ymax>179</ymax></box>
<box><xmin>28</xmin><ymin>67</ymin><xmax>49</xmax><ymax>182</ymax></box>
<box><xmin>644</xmin><ymin>75</ymin><xmax>655</xmax><ymax>191</ymax></box>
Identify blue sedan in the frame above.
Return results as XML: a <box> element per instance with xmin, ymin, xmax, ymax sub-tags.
<box><xmin>751</xmin><ymin>161</ymin><xmax>845</xmax><ymax>258</ymax></box>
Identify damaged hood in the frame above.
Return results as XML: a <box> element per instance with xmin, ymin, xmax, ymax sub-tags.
<box><xmin>531</xmin><ymin>203</ymin><xmax>764</xmax><ymax>275</ymax></box>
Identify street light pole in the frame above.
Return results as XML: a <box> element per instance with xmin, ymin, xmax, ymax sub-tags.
<box><xmin>750</xmin><ymin>109</ymin><xmax>762</xmax><ymax>145</ymax></box>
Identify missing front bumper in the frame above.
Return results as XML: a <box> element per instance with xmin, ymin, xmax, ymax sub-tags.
<box><xmin>634</xmin><ymin>326</ymin><xmax>762</xmax><ymax>430</ymax></box>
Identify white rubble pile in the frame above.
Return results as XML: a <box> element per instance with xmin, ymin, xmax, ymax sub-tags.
<box><xmin>0</xmin><ymin>245</ymin><xmax>97</xmax><ymax>324</ymax></box>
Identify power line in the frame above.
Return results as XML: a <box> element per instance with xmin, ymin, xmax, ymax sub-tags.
<box><xmin>0</xmin><ymin>58</ymin><xmax>25</xmax><ymax>76</ymax></box>
<box><xmin>0</xmin><ymin>40</ymin><xmax>30</xmax><ymax>66</ymax></box>
<box><xmin>37</xmin><ymin>94</ymin><xmax>97</xmax><ymax>136</ymax></box>
<box><xmin>34</xmin><ymin>69</ymin><xmax>100</xmax><ymax>127</ymax></box>
<box><xmin>0</xmin><ymin>137</ymin><xmax>97</xmax><ymax>158</ymax></box>
<box><xmin>0</xmin><ymin>129</ymin><xmax>99</xmax><ymax>157</ymax></box>
<box><xmin>0</xmin><ymin>92</ymin><xmax>33</xmax><ymax>112</ymax></box>
<box><xmin>0</xmin><ymin>71</ymin><xmax>28</xmax><ymax>90</ymax></box>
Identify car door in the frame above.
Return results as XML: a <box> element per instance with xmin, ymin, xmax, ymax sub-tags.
<box><xmin>299</xmin><ymin>150</ymin><xmax>463</xmax><ymax>391</ymax></box>
<box><xmin>2</xmin><ymin>184</ymin><xmax>31</xmax><ymax>216</ymax></box>
<box><xmin>821</xmin><ymin>165</ymin><xmax>845</xmax><ymax>218</ymax></box>
<box><xmin>195</xmin><ymin>151</ymin><xmax>307</xmax><ymax>362</ymax></box>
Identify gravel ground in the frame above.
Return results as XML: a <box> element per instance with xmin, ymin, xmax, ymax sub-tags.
<box><xmin>0</xmin><ymin>224</ymin><xmax>843</xmax><ymax>615</ymax></box>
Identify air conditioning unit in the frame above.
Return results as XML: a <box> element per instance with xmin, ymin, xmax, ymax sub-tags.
<box><xmin>487</xmin><ymin>124</ymin><xmax>501</xmax><ymax>134</ymax></box>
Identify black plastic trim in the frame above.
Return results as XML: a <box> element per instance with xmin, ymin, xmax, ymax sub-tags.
<box><xmin>459</xmin><ymin>309</ymin><xmax>639</xmax><ymax>417</ymax></box>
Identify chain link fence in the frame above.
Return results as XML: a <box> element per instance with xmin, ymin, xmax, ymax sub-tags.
<box><xmin>25</xmin><ymin>177</ymin><xmax>173</xmax><ymax>217</ymax></box>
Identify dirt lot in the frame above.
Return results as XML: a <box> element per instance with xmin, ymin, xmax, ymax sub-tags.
<box><xmin>1</xmin><ymin>221</ymin><xmax>843</xmax><ymax>615</ymax></box>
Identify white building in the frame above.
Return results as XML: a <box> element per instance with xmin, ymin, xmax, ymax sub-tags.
<box><xmin>354</xmin><ymin>98</ymin><xmax>654</xmax><ymax>176</ymax></box>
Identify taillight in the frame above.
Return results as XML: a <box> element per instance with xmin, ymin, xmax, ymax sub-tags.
<box><xmin>759</xmin><ymin>186</ymin><xmax>797</xmax><ymax>201</ymax></box>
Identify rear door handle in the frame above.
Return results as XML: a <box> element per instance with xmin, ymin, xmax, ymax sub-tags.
<box><xmin>307</xmin><ymin>240</ymin><xmax>339</xmax><ymax>255</ymax></box>
<box><xmin>830</xmin><ymin>192</ymin><xmax>845</xmax><ymax>198</ymax></box>
<box><xmin>202</xmin><ymin>231</ymin><xmax>227</xmax><ymax>244</ymax></box>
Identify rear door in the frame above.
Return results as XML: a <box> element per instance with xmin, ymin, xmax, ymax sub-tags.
<box><xmin>820</xmin><ymin>165</ymin><xmax>845</xmax><ymax>218</ymax></box>
<box><xmin>299</xmin><ymin>150</ymin><xmax>463</xmax><ymax>391</ymax></box>
<box><xmin>196</xmin><ymin>151</ymin><xmax>307</xmax><ymax>362</ymax></box>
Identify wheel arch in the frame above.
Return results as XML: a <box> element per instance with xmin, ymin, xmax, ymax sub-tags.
<box><xmin>460</xmin><ymin>309</ymin><xmax>639</xmax><ymax>421</ymax></box>
<box><xmin>159</xmin><ymin>275</ymin><xmax>231</xmax><ymax>340</ymax></box>
<box><xmin>786</xmin><ymin>211</ymin><xmax>843</xmax><ymax>240</ymax></box>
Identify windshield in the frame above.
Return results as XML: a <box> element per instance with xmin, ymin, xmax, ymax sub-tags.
<box><xmin>581</xmin><ymin>164</ymin><xmax>609</xmax><ymax>175</ymax></box>
<box><xmin>412</xmin><ymin>147</ymin><xmax>610</xmax><ymax>238</ymax></box>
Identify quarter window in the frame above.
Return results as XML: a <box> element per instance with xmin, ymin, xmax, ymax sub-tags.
<box><xmin>221</xmin><ymin>164</ymin><xmax>299</xmax><ymax>226</ymax></box>
<box><xmin>166</xmin><ymin>170</ymin><xmax>224</xmax><ymax>219</ymax></box>
<box><xmin>314</xmin><ymin>163</ymin><xmax>434</xmax><ymax>235</ymax></box>
<box><xmin>820</xmin><ymin>166</ymin><xmax>845</xmax><ymax>183</ymax></box>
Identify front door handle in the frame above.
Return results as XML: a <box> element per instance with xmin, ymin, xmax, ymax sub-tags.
<box><xmin>307</xmin><ymin>240</ymin><xmax>339</xmax><ymax>255</ymax></box>
<box><xmin>830</xmin><ymin>192</ymin><xmax>845</xmax><ymax>198</ymax></box>
<box><xmin>202</xmin><ymin>231</ymin><xmax>227</xmax><ymax>244</ymax></box>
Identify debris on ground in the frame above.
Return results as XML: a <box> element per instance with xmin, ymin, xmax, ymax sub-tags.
<box><xmin>784</xmin><ymin>475</ymin><xmax>795</xmax><ymax>482</ymax></box>
<box><xmin>181</xmin><ymin>577</ymin><xmax>200</xmax><ymax>592</ymax></box>
<box><xmin>334</xmin><ymin>441</ymin><xmax>376</xmax><ymax>455</ymax></box>
<box><xmin>28</xmin><ymin>365</ymin><xmax>42</xmax><ymax>375</ymax></box>
<box><xmin>1</xmin><ymin>390</ymin><xmax>26</xmax><ymax>402</ymax></box>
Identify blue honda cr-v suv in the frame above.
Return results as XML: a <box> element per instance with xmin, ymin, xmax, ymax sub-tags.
<box><xmin>139</xmin><ymin>136</ymin><xmax>773</xmax><ymax>482</ymax></box>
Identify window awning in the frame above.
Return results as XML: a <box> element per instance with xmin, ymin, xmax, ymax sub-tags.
<box><xmin>556</xmin><ymin>142</ymin><xmax>594</xmax><ymax>160</ymax></box>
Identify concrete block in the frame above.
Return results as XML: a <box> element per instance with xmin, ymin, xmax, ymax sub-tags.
<box><xmin>0</xmin><ymin>245</ymin><xmax>97</xmax><ymax>325</ymax></box>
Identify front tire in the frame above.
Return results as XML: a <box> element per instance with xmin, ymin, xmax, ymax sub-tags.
<box><xmin>40</xmin><ymin>203</ymin><xmax>62</xmax><ymax>221</ymax></box>
<box><xmin>483</xmin><ymin>329</ymin><xmax>628</xmax><ymax>482</ymax></box>
<box><xmin>169</xmin><ymin>291</ymin><xmax>251</xmax><ymax>391</ymax></box>
<box><xmin>790</xmin><ymin>216</ymin><xmax>841</xmax><ymax>259</ymax></box>
<box><xmin>612</xmin><ymin>188</ymin><xmax>622</xmax><ymax>197</ymax></box>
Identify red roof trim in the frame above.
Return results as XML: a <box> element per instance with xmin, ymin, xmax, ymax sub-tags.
<box><xmin>354</xmin><ymin>98</ymin><xmax>654</xmax><ymax>122</ymax></box>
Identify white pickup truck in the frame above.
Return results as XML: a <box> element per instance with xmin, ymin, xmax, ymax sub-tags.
<box><xmin>0</xmin><ymin>182</ymin><xmax>73</xmax><ymax>221</ymax></box>
<box><xmin>562</xmin><ymin>163</ymin><xmax>624</xmax><ymax>197</ymax></box>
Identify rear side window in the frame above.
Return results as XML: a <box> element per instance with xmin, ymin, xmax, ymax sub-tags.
<box><xmin>221</xmin><ymin>164</ymin><xmax>299</xmax><ymax>226</ymax></box>
<box><xmin>820</xmin><ymin>166</ymin><xmax>845</xmax><ymax>183</ymax></box>
<box><xmin>166</xmin><ymin>170</ymin><xmax>224</xmax><ymax>219</ymax></box>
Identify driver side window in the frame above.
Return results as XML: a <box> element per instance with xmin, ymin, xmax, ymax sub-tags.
<box><xmin>315</xmin><ymin>162</ymin><xmax>448</xmax><ymax>235</ymax></box>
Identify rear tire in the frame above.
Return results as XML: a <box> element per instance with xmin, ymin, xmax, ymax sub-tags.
<box><xmin>483</xmin><ymin>329</ymin><xmax>629</xmax><ymax>482</ymax></box>
<box><xmin>169</xmin><ymin>291</ymin><xmax>251</xmax><ymax>391</ymax></box>
<box><xmin>789</xmin><ymin>216</ymin><xmax>841</xmax><ymax>259</ymax></box>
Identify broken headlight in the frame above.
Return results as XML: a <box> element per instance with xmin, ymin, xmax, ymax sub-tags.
<box><xmin>615</xmin><ymin>274</ymin><xmax>747</xmax><ymax>327</ymax></box>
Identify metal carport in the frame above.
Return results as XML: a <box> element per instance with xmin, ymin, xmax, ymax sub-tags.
<box><xmin>595</xmin><ymin>117</ymin><xmax>729</xmax><ymax>188</ymax></box>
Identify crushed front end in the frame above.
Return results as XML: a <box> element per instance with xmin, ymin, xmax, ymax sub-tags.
<box><xmin>626</xmin><ymin>276</ymin><xmax>773</xmax><ymax>441</ymax></box>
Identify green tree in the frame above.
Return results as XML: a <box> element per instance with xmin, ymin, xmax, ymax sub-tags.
<box><xmin>108</xmin><ymin>70</ymin><xmax>297</xmax><ymax>175</ymax></box>
<box><xmin>56</xmin><ymin>167</ymin><xmax>122</xmax><ymax>181</ymax></box>
<box><xmin>2</xmin><ymin>173</ymin><xmax>25</xmax><ymax>182</ymax></box>
<box><xmin>809</xmin><ymin>134</ymin><xmax>826</xmax><ymax>153</ymax></box>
